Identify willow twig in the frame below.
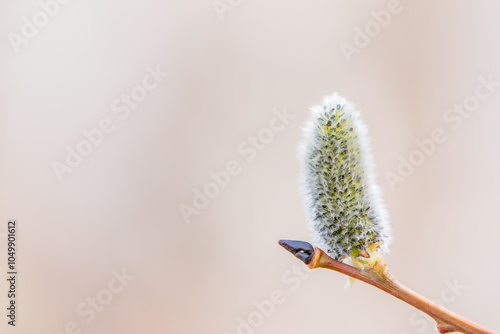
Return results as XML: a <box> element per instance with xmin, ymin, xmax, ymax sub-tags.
<box><xmin>279</xmin><ymin>240</ymin><xmax>498</xmax><ymax>334</ymax></box>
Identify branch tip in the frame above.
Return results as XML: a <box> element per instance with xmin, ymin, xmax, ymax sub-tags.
<box><xmin>278</xmin><ymin>239</ymin><xmax>315</xmax><ymax>265</ymax></box>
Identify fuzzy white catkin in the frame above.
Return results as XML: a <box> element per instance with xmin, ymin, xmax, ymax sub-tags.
<box><xmin>299</xmin><ymin>93</ymin><xmax>392</xmax><ymax>260</ymax></box>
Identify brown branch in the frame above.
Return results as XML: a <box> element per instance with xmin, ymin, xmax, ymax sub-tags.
<box><xmin>279</xmin><ymin>240</ymin><xmax>498</xmax><ymax>334</ymax></box>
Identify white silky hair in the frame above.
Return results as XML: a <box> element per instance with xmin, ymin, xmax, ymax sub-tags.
<box><xmin>298</xmin><ymin>93</ymin><xmax>392</xmax><ymax>259</ymax></box>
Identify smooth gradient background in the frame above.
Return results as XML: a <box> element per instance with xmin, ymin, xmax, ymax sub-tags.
<box><xmin>1</xmin><ymin>1</ymin><xmax>499</xmax><ymax>333</ymax></box>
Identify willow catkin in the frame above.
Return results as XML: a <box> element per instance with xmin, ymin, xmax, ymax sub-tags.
<box><xmin>299</xmin><ymin>93</ymin><xmax>392</xmax><ymax>261</ymax></box>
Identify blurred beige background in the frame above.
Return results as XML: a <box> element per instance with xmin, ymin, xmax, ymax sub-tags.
<box><xmin>1</xmin><ymin>0</ymin><xmax>499</xmax><ymax>333</ymax></box>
